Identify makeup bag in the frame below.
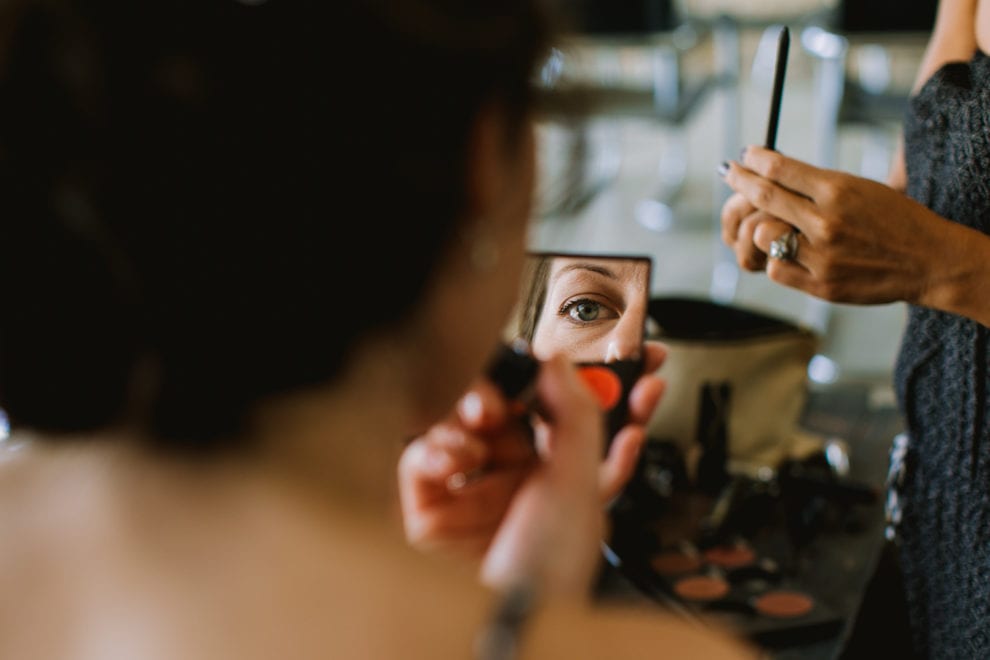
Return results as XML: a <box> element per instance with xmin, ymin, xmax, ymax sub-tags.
<box><xmin>645</xmin><ymin>296</ymin><xmax>825</xmax><ymax>482</ymax></box>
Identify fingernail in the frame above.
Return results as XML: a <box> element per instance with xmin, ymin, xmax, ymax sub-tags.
<box><xmin>739</xmin><ymin>147</ymin><xmax>748</xmax><ymax>161</ymax></box>
<box><xmin>717</xmin><ymin>161</ymin><xmax>730</xmax><ymax>177</ymax></box>
<box><xmin>458</xmin><ymin>391</ymin><xmax>483</xmax><ymax>423</ymax></box>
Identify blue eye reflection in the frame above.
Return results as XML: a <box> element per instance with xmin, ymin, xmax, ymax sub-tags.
<box><xmin>562</xmin><ymin>299</ymin><xmax>602</xmax><ymax>323</ymax></box>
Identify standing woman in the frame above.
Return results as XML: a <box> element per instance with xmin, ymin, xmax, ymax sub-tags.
<box><xmin>0</xmin><ymin>2</ymin><xmax>752</xmax><ymax>658</ymax></box>
<box><xmin>720</xmin><ymin>0</ymin><xmax>990</xmax><ymax>655</ymax></box>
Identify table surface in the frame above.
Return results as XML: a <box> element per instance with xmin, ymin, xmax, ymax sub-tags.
<box><xmin>593</xmin><ymin>379</ymin><xmax>906</xmax><ymax>659</ymax></box>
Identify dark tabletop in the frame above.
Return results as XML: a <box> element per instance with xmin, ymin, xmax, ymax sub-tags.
<box><xmin>593</xmin><ymin>379</ymin><xmax>906</xmax><ymax>659</ymax></box>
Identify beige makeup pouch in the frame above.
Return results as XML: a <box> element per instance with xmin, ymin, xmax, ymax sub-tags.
<box><xmin>645</xmin><ymin>297</ymin><xmax>826</xmax><ymax>480</ymax></box>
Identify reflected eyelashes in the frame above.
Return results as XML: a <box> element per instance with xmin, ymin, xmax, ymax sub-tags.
<box><xmin>563</xmin><ymin>299</ymin><xmax>602</xmax><ymax>322</ymax></box>
<box><xmin>558</xmin><ymin>296</ymin><xmax>621</xmax><ymax>325</ymax></box>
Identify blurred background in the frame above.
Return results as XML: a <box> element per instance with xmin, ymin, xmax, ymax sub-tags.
<box><xmin>0</xmin><ymin>0</ymin><xmax>940</xmax><ymax>446</ymax></box>
<box><xmin>529</xmin><ymin>0</ymin><xmax>938</xmax><ymax>387</ymax></box>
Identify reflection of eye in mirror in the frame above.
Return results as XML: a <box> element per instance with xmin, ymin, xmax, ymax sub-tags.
<box><xmin>509</xmin><ymin>252</ymin><xmax>651</xmax><ymax>363</ymax></box>
<box><xmin>504</xmin><ymin>251</ymin><xmax>653</xmax><ymax>447</ymax></box>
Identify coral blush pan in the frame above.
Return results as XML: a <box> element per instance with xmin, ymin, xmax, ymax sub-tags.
<box><xmin>673</xmin><ymin>575</ymin><xmax>731</xmax><ymax>602</ymax></box>
<box><xmin>752</xmin><ymin>590</ymin><xmax>815</xmax><ymax>618</ymax></box>
<box><xmin>577</xmin><ymin>365</ymin><xmax>623</xmax><ymax>411</ymax></box>
<box><xmin>703</xmin><ymin>544</ymin><xmax>757</xmax><ymax>569</ymax></box>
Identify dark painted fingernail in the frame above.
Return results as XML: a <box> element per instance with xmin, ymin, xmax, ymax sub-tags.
<box><xmin>739</xmin><ymin>147</ymin><xmax>747</xmax><ymax>161</ymax></box>
<box><xmin>717</xmin><ymin>161</ymin><xmax>730</xmax><ymax>177</ymax></box>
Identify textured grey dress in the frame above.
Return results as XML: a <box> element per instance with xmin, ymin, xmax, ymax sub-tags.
<box><xmin>897</xmin><ymin>48</ymin><xmax>990</xmax><ymax>658</ymax></box>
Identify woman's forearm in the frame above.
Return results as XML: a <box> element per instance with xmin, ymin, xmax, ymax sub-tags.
<box><xmin>903</xmin><ymin>2</ymin><xmax>985</xmax><ymax>322</ymax></box>
<box><xmin>919</xmin><ymin>219</ymin><xmax>990</xmax><ymax>327</ymax></box>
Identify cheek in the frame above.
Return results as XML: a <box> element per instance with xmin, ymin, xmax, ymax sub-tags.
<box><xmin>530</xmin><ymin>322</ymin><xmax>557</xmax><ymax>361</ymax></box>
<box><xmin>575</xmin><ymin>334</ymin><xmax>612</xmax><ymax>363</ymax></box>
<box><xmin>532</xmin><ymin>322</ymin><xmax>603</xmax><ymax>363</ymax></box>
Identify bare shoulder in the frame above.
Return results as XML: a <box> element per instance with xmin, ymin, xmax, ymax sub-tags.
<box><xmin>0</xmin><ymin>441</ymin><xmax>91</xmax><ymax>553</ymax></box>
<box><xmin>0</xmin><ymin>442</ymin><xmax>109</xmax><ymax>658</ymax></box>
<box><xmin>0</xmin><ymin>443</ymin><xmax>494</xmax><ymax>659</ymax></box>
<box><xmin>524</xmin><ymin>600</ymin><xmax>761</xmax><ymax>660</ymax></box>
<box><xmin>0</xmin><ymin>444</ymin><xmax>757</xmax><ymax>659</ymax></box>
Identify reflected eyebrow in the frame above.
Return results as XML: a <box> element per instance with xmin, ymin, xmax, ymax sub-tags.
<box><xmin>555</xmin><ymin>263</ymin><xmax>617</xmax><ymax>280</ymax></box>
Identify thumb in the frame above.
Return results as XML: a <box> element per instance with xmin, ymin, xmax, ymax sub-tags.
<box><xmin>599</xmin><ymin>426</ymin><xmax>645</xmax><ymax>503</ymax></box>
<box><xmin>533</xmin><ymin>354</ymin><xmax>604</xmax><ymax>478</ymax></box>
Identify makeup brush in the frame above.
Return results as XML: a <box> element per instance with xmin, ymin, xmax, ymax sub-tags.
<box><xmin>764</xmin><ymin>25</ymin><xmax>789</xmax><ymax>152</ymax></box>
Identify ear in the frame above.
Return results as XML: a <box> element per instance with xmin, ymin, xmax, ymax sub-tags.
<box><xmin>464</xmin><ymin>101</ymin><xmax>512</xmax><ymax>221</ymax></box>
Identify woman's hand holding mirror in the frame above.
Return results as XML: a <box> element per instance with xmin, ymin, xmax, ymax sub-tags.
<box><xmin>398</xmin><ymin>252</ymin><xmax>665</xmax><ymax>591</ymax></box>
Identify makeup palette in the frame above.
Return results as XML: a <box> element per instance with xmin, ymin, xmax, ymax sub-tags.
<box><xmin>605</xmin><ymin>468</ymin><xmax>847</xmax><ymax>649</ymax></box>
<box><xmin>608</xmin><ymin>531</ymin><xmax>844</xmax><ymax>648</ymax></box>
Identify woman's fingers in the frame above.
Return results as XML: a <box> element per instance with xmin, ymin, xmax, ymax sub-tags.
<box><xmin>534</xmin><ymin>355</ymin><xmax>602</xmax><ymax>456</ymax></box>
<box><xmin>480</xmin><ymin>356</ymin><xmax>608</xmax><ymax>595</ymax></box>
<box><xmin>456</xmin><ymin>379</ymin><xmax>510</xmax><ymax>430</ymax></box>
<box><xmin>598</xmin><ymin>346</ymin><xmax>667</xmax><ymax>502</ymax></box>
<box><xmin>752</xmin><ymin>217</ymin><xmax>795</xmax><ymax>254</ymax></box>
<box><xmin>740</xmin><ymin>145</ymin><xmax>833</xmax><ymax>201</ymax></box>
<box><xmin>720</xmin><ymin>193</ymin><xmax>796</xmax><ymax>272</ymax></box>
<box><xmin>720</xmin><ymin>192</ymin><xmax>757</xmax><ymax>247</ymax></box>
<box><xmin>455</xmin><ymin>379</ymin><xmax>536</xmax><ymax>467</ymax></box>
<box><xmin>752</xmin><ymin>218</ymin><xmax>817</xmax><ymax>285</ymax></box>
<box><xmin>398</xmin><ymin>427</ymin><xmax>490</xmax><ymax>496</ymax></box>
<box><xmin>599</xmin><ymin>426</ymin><xmax>645</xmax><ymax>503</ymax></box>
<box><xmin>734</xmin><ymin>210</ymin><xmax>774</xmax><ymax>271</ymax></box>
<box><xmin>720</xmin><ymin>191</ymin><xmax>771</xmax><ymax>271</ymax></box>
<box><xmin>765</xmin><ymin>257</ymin><xmax>818</xmax><ymax>296</ymax></box>
<box><xmin>641</xmin><ymin>340</ymin><xmax>666</xmax><ymax>373</ymax></box>
<box><xmin>628</xmin><ymin>371</ymin><xmax>664</xmax><ymax>427</ymax></box>
<box><xmin>722</xmin><ymin>161</ymin><xmax>818</xmax><ymax>237</ymax></box>
<box><xmin>403</xmin><ymin>465</ymin><xmax>531</xmax><ymax>550</ymax></box>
